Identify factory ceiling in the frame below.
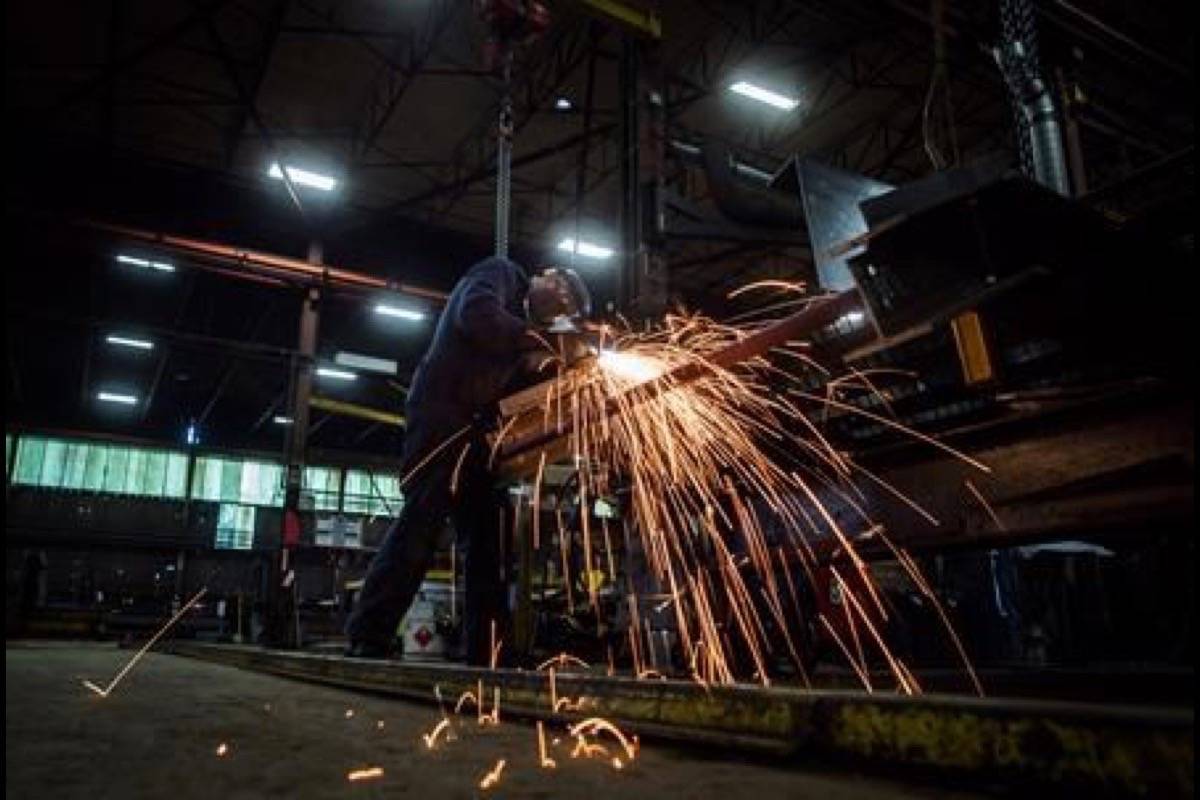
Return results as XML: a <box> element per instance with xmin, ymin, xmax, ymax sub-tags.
<box><xmin>4</xmin><ymin>0</ymin><xmax>1193</xmax><ymax>456</ymax></box>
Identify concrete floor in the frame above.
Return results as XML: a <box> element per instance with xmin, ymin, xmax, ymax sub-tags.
<box><xmin>6</xmin><ymin>643</ymin><xmax>982</xmax><ymax>799</ymax></box>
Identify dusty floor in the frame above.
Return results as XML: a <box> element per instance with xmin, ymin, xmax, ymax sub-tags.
<box><xmin>6</xmin><ymin>643</ymin><xmax>982</xmax><ymax>799</ymax></box>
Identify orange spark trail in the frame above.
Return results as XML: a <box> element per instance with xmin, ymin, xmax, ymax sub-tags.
<box><xmin>537</xmin><ymin>721</ymin><xmax>557</xmax><ymax>768</ymax></box>
<box><xmin>478</xmin><ymin>759</ymin><xmax>506</xmax><ymax>790</ymax></box>
<box><xmin>422</xmin><ymin>719</ymin><xmax>450</xmax><ymax>749</ymax></box>
<box><xmin>453</xmin><ymin>689</ymin><xmax>478</xmax><ymax>715</ymax></box>
<box><xmin>568</xmin><ymin>718</ymin><xmax>638</xmax><ymax>761</ymax></box>
<box><xmin>536</xmin><ymin>653</ymin><xmax>591</xmax><ymax>672</ymax></box>
<box><xmin>81</xmin><ymin>587</ymin><xmax>207</xmax><ymax>697</ymax></box>
<box><xmin>347</xmin><ymin>767</ymin><xmax>384</xmax><ymax>782</ymax></box>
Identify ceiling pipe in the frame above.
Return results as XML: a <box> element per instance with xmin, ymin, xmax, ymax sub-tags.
<box><xmin>77</xmin><ymin>218</ymin><xmax>450</xmax><ymax>304</ymax></box>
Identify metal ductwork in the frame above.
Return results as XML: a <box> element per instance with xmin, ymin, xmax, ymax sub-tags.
<box><xmin>996</xmin><ymin>0</ymin><xmax>1071</xmax><ymax>196</ymax></box>
<box><xmin>697</xmin><ymin>142</ymin><xmax>804</xmax><ymax>228</ymax></box>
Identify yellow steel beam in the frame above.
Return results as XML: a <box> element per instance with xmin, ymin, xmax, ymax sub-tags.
<box><xmin>572</xmin><ymin>0</ymin><xmax>661</xmax><ymax>39</ymax></box>
<box><xmin>950</xmin><ymin>310</ymin><xmax>996</xmax><ymax>386</ymax></box>
<box><xmin>310</xmin><ymin>396</ymin><xmax>405</xmax><ymax>427</ymax></box>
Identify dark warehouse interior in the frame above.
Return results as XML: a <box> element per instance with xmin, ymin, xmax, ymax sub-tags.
<box><xmin>4</xmin><ymin>1</ymin><xmax>1194</xmax><ymax>798</ymax></box>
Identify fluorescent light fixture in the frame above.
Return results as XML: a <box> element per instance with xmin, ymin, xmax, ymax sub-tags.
<box><xmin>837</xmin><ymin>310</ymin><xmax>866</xmax><ymax>327</ymax></box>
<box><xmin>554</xmin><ymin>97</ymin><xmax>573</xmax><ymax>110</ymax></box>
<box><xmin>97</xmin><ymin>391</ymin><xmax>138</xmax><ymax>405</ymax></box>
<box><xmin>106</xmin><ymin>335</ymin><xmax>154</xmax><ymax>351</ymax></box>
<box><xmin>273</xmin><ymin>415</ymin><xmax>294</xmax><ymax>426</ymax></box>
<box><xmin>374</xmin><ymin>304</ymin><xmax>425</xmax><ymax>321</ymax></box>
<box><xmin>268</xmin><ymin>163</ymin><xmax>338</xmax><ymax>192</ymax></box>
<box><xmin>558</xmin><ymin>238</ymin><xmax>615</xmax><ymax>260</ymax></box>
<box><xmin>729</xmin><ymin>81</ymin><xmax>799</xmax><ymax>110</ymax></box>
<box><xmin>116</xmin><ymin>254</ymin><xmax>174</xmax><ymax>272</ymax></box>
<box><xmin>335</xmin><ymin>351</ymin><xmax>398</xmax><ymax>376</ymax></box>
<box><xmin>316</xmin><ymin>366</ymin><xmax>357</xmax><ymax>381</ymax></box>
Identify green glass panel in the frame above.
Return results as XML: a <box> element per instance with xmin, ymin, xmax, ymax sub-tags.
<box><xmin>219</xmin><ymin>459</ymin><xmax>242</xmax><ymax>502</ymax></box>
<box><xmin>14</xmin><ymin>437</ymin><xmax>44</xmax><ymax>484</ymax></box>
<box><xmin>103</xmin><ymin>447</ymin><xmax>129</xmax><ymax>493</ymax></box>
<box><xmin>38</xmin><ymin>439</ymin><xmax>67</xmax><ymax>487</ymax></box>
<box><xmin>62</xmin><ymin>442</ymin><xmax>88</xmax><ymax>488</ymax></box>
<box><xmin>165</xmin><ymin>453</ymin><xmax>189</xmax><ymax>498</ymax></box>
<box><xmin>82</xmin><ymin>444</ymin><xmax>107</xmax><ymax>491</ymax></box>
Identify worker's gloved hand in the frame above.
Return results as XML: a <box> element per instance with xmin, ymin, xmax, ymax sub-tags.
<box><xmin>553</xmin><ymin>332</ymin><xmax>594</xmax><ymax>367</ymax></box>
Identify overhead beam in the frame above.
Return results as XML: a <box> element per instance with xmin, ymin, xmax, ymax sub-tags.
<box><xmin>310</xmin><ymin>396</ymin><xmax>405</xmax><ymax>427</ymax></box>
<box><xmin>571</xmin><ymin>0</ymin><xmax>662</xmax><ymax>39</ymax></box>
<box><xmin>50</xmin><ymin>0</ymin><xmax>234</xmax><ymax>113</ymax></box>
<box><xmin>203</xmin><ymin>12</ymin><xmax>306</xmax><ymax>217</ymax></box>
<box><xmin>387</xmin><ymin>123</ymin><xmax>616</xmax><ymax>215</ymax></box>
<box><xmin>79</xmin><ymin>219</ymin><xmax>449</xmax><ymax>303</ymax></box>
<box><xmin>141</xmin><ymin>271</ymin><xmax>198</xmax><ymax>423</ymax></box>
<box><xmin>197</xmin><ymin>301</ymin><xmax>278</xmax><ymax>426</ymax></box>
<box><xmin>222</xmin><ymin>0</ymin><xmax>291</xmax><ymax>168</ymax></box>
<box><xmin>353</xmin><ymin>0</ymin><xmax>461</xmax><ymax>163</ymax></box>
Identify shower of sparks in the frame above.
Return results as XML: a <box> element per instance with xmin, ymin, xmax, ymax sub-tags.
<box><xmin>347</xmin><ymin>767</ymin><xmax>384</xmax><ymax>782</ymax></box>
<box><xmin>478</xmin><ymin>759</ymin><xmax>506</xmax><ymax>790</ymax></box>
<box><xmin>80</xmin><ymin>587</ymin><xmax>208</xmax><ymax>697</ymax></box>
<box><xmin>492</xmin><ymin>293</ymin><xmax>988</xmax><ymax>693</ymax></box>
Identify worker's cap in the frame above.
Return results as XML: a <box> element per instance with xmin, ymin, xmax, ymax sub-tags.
<box><xmin>526</xmin><ymin>267</ymin><xmax>592</xmax><ymax>333</ymax></box>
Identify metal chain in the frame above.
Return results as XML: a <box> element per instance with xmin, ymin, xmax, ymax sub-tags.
<box><xmin>495</xmin><ymin>55</ymin><xmax>515</xmax><ymax>259</ymax></box>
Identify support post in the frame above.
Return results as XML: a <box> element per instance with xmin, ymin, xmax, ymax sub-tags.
<box><xmin>267</xmin><ymin>241</ymin><xmax>322</xmax><ymax>648</ymax></box>
<box><xmin>513</xmin><ymin>485</ymin><xmax>535</xmax><ymax>657</ymax></box>
<box><xmin>618</xmin><ymin>34</ymin><xmax>639</xmax><ymax>314</ymax></box>
<box><xmin>618</xmin><ymin>32</ymin><xmax>668</xmax><ymax>321</ymax></box>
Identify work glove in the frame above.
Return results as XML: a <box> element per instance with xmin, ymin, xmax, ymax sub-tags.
<box><xmin>553</xmin><ymin>332</ymin><xmax>594</xmax><ymax>367</ymax></box>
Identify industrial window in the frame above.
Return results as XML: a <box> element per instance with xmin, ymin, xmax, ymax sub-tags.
<box><xmin>11</xmin><ymin>435</ymin><xmax>188</xmax><ymax>498</ymax></box>
<box><xmin>5</xmin><ymin>434</ymin><xmax>13</xmax><ymax>477</ymax></box>
<box><xmin>303</xmin><ymin>466</ymin><xmax>342</xmax><ymax>511</ymax></box>
<box><xmin>342</xmin><ymin>469</ymin><xmax>403</xmax><ymax>516</ymax></box>
<box><xmin>191</xmin><ymin>456</ymin><xmax>284</xmax><ymax>507</ymax></box>
<box><xmin>214</xmin><ymin>503</ymin><xmax>256</xmax><ymax>550</ymax></box>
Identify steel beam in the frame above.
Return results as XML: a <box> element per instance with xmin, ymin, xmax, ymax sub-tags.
<box><xmin>221</xmin><ymin>0</ymin><xmax>291</xmax><ymax>168</ymax></box>
<box><xmin>165</xmin><ymin>642</ymin><xmax>1195</xmax><ymax>798</ymax></box>
<box><xmin>50</xmin><ymin>0</ymin><xmax>234</xmax><ymax>114</ymax></box>
<box><xmin>352</xmin><ymin>0</ymin><xmax>460</xmax><ymax>164</ymax></box>
<box><xmin>204</xmin><ymin>12</ymin><xmax>306</xmax><ymax>217</ymax></box>
<box><xmin>309</xmin><ymin>396</ymin><xmax>405</xmax><ymax>428</ymax></box>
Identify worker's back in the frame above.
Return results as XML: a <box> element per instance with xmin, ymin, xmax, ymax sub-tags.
<box><xmin>404</xmin><ymin>256</ymin><xmax>529</xmax><ymax>453</ymax></box>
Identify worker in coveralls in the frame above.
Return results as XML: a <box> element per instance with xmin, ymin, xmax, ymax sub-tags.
<box><xmin>346</xmin><ymin>256</ymin><xmax>591</xmax><ymax>662</ymax></box>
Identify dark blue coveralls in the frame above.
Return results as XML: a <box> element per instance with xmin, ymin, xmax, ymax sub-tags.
<box><xmin>346</xmin><ymin>257</ymin><xmax>532</xmax><ymax>662</ymax></box>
